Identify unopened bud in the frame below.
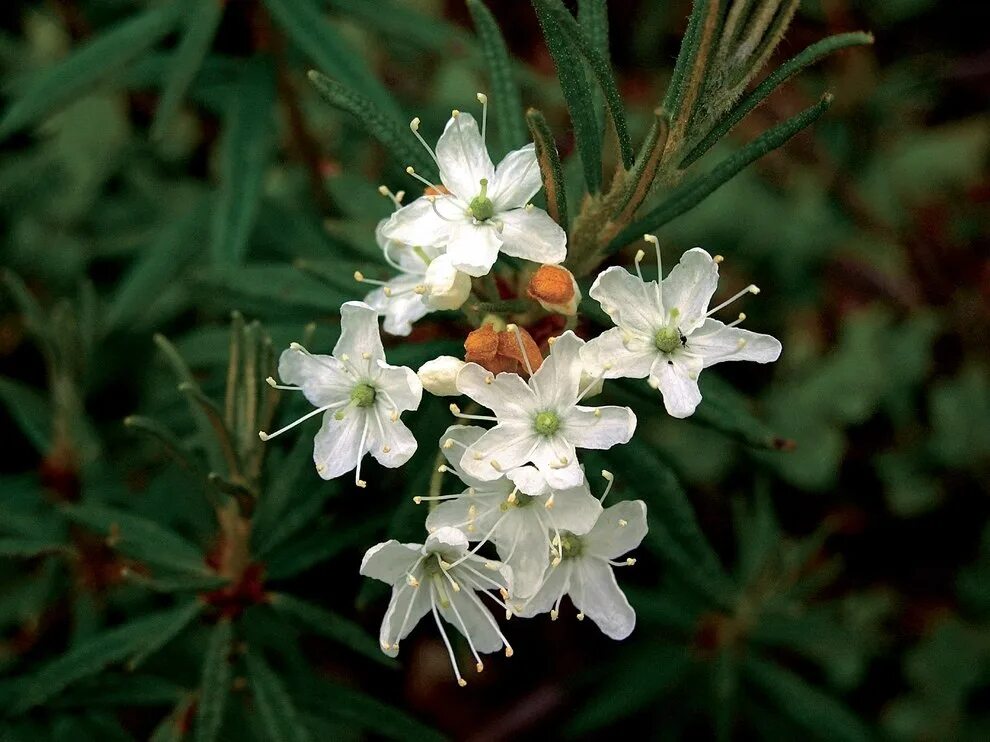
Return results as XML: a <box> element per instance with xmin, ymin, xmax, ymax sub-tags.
<box><xmin>526</xmin><ymin>264</ymin><xmax>581</xmax><ymax>316</ymax></box>
<box><xmin>423</xmin><ymin>254</ymin><xmax>471</xmax><ymax>311</ymax></box>
<box><xmin>417</xmin><ymin>356</ymin><xmax>466</xmax><ymax>397</ymax></box>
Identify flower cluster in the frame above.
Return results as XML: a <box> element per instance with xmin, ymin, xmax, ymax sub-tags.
<box><xmin>260</xmin><ymin>98</ymin><xmax>781</xmax><ymax>684</ymax></box>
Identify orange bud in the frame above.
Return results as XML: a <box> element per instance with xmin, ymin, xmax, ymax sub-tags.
<box><xmin>526</xmin><ymin>264</ymin><xmax>580</xmax><ymax>316</ymax></box>
<box><xmin>464</xmin><ymin>324</ymin><xmax>543</xmax><ymax>377</ymax></box>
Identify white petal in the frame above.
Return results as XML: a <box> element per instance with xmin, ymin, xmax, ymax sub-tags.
<box><xmin>687</xmin><ymin>318</ymin><xmax>782</xmax><ymax>367</ymax></box>
<box><xmin>369</xmin><ymin>408</ymin><xmax>418</xmax><ymax>469</ymax></box>
<box><xmin>589</xmin><ymin>265</ymin><xmax>662</xmax><ymax>337</ymax></box>
<box><xmin>530</xmin><ymin>330</ymin><xmax>584</xmax><ymax>410</ymax></box>
<box><xmin>570</xmin><ymin>558</ymin><xmax>635</xmax><ymax>640</ymax></box>
<box><xmin>650</xmin><ymin>355</ymin><xmax>703</xmax><ymax>418</ymax></box>
<box><xmin>439</xmin><ymin>588</ymin><xmax>503</xmax><ymax>654</ymax></box>
<box><xmin>563</xmin><ymin>405</ymin><xmax>637</xmax><ymax>450</ymax></box>
<box><xmin>364</xmin><ymin>282</ymin><xmax>430</xmax><ymax>338</ymax></box>
<box><xmin>490</xmin><ymin>143</ymin><xmax>542</xmax><ymax>209</ymax></box>
<box><xmin>423</xmin><ymin>254</ymin><xmax>471</xmax><ymax>310</ymax></box>
<box><xmin>514</xmin><ymin>562</ymin><xmax>571</xmax><ymax>617</ymax></box>
<box><xmin>374</xmin><ymin>361</ymin><xmax>423</xmax><ymax>412</ymax></box>
<box><xmin>360</xmin><ymin>540</ymin><xmax>423</xmax><ymax>583</ymax></box>
<box><xmin>506</xmin><ymin>465</ymin><xmax>549</xmax><ymax>497</ymax></box>
<box><xmin>460</xmin><ymin>423</ymin><xmax>541</xmax><ymax>483</ymax></box>
<box><xmin>435</xmin><ymin>112</ymin><xmax>495</xmax><ymax>201</ymax></box>
<box><xmin>418</xmin><ymin>356</ymin><xmax>466</xmax><ymax>397</ymax></box>
<box><xmin>425</xmin><ymin>494</ymin><xmax>502</xmax><ymax>539</ymax></box>
<box><xmin>379</xmin><ymin>196</ymin><xmax>451</xmax><ymax>248</ymax></box>
<box><xmin>335</xmin><ymin>301</ymin><xmax>385</xmax><ymax>363</ymax></box>
<box><xmin>379</xmin><ymin>582</ymin><xmax>431</xmax><ymax>656</ymax></box>
<box><xmin>277</xmin><ymin>347</ymin><xmax>351</xmax><ymax>408</ymax></box>
<box><xmin>438</xmin><ymin>424</ymin><xmax>489</xmax><ymax>487</ymax></box>
<box><xmin>375</xmin><ymin>219</ymin><xmax>437</xmax><ymax>270</ymax></box>
<box><xmin>580</xmin><ymin>327</ymin><xmax>656</xmax><ymax>379</ymax></box>
<box><xmin>445</xmin><ymin>220</ymin><xmax>502</xmax><ymax>277</ymax></box>
<box><xmin>583</xmin><ymin>500</ymin><xmax>648</xmax><ymax>560</ymax></box>
<box><xmin>312</xmin><ymin>407</ymin><xmax>368</xmax><ymax>480</ymax></box>
<box><xmin>547</xmin><ymin>484</ymin><xmax>603</xmax><ymax>535</ymax></box>
<box><xmin>661</xmin><ymin>247</ymin><xmax>719</xmax><ymax>334</ymax></box>
<box><xmin>425</xmin><ymin>526</ymin><xmax>470</xmax><ymax>554</ymax></box>
<box><xmin>496</xmin><ymin>515</ymin><xmax>552</xmax><ymax>599</ymax></box>
<box><xmin>455</xmin><ymin>363</ymin><xmax>539</xmax><ymax>420</ymax></box>
<box><xmin>531</xmin><ymin>437</ymin><xmax>583</xmax><ymax>489</ymax></box>
<box><xmin>496</xmin><ymin>207</ymin><xmax>567</xmax><ymax>265</ymax></box>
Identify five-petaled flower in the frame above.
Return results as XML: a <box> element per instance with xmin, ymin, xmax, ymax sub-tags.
<box><xmin>453</xmin><ymin>329</ymin><xmax>637</xmax><ymax>489</ymax></box>
<box><xmin>515</xmin><ymin>500</ymin><xmax>648</xmax><ymax>640</ymax></box>
<box><xmin>581</xmin><ymin>235</ymin><xmax>782</xmax><ymax>419</ymax></box>
<box><xmin>360</xmin><ymin>526</ymin><xmax>514</xmax><ymax>686</ymax></box>
<box><xmin>381</xmin><ymin>95</ymin><xmax>566</xmax><ymax>278</ymax></box>
<box><xmin>261</xmin><ymin>301</ymin><xmax>422</xmax><ymax>487</ymax></box>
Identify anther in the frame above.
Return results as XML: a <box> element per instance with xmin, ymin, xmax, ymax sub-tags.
<box><xmin>576</xmin><ymin>612</ymin><xmax>585</xmax><ymax>621</ymax></box>
<box><xmin>714</xmin><ymin>254</ymin><xmax>724</xmax><ymax>263</ymax></box>
<box><xmin>476</xmin><ymin>661</ymin><xmax>484</xmax><ymax>673</ymax></box>
<box><xmin>413</xmin><ymin>496</ymin><xmax>423</xmax><ymax>504</ymax></box>
<box><xmin>618</xmin><ymin>519</ymin><xmax>628</xmax><ymax>527</ymax></box>
<box><xmin>550</xmin><ymin>609</ymin><xmax>559</xmax><ymax>621</ymax></box>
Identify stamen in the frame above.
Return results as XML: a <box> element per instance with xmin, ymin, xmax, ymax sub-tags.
<box><xmin>460</xmin><ymin>585</ymin><xmax>514</xmax><ymax>657</ymax></box>
<box><xmin>377</xmin><ymin>184</ymin><xmax>405</xmax><ymax>209</ymax></box>
<box><xmin>448</xmin><ymin>512</ymin><xmax>511</xmax><ymax>568</ymax></box>
<box><xmin>449</xmin><ymin>403</ymin><xmax>498</xmax><ymax>422</ymax></box>
<box><xmin>353</xmin><ymin>414</ymin><xmax>371</xmax><ymax>488</ymax></box>
<box><xmin>599</xmin><ymin>469</ymin><xmax>615</xmax><ymax>503</ymax></box>
<box><xmin>430</xmin><ymin>588</ymin><xmax>466</xmax><ymax>686</ymax></box>
<box><xmin>505</xmin><ymin>324</ymin><xmax>535</xmax><ymax>377</ymax></box>
<box><xmin>409</xmin><ymin>117</ymin><xmax>441</xmax><ymax>167</ymax></box>
<box><xmin>608</xmin><ymin>557</ymin><xmax>637</xmax><ymax>567</ymax></box>
<box><xmin>446</xmin><ymin>589</ymin><xmax>484</xmax><ymax>673</ymax></box>
<box><xmin>706</xmin><ymin>284</ymin><xmax>759</xmax><ymax>317</ymax></box>
<box><xmin>428</xmin><ymin>195</ymin><xmax>461</xmax><ymax>223</ymax></box>
<box><xmin>633</xmin><ymin>249</ymin><xmax>647</xmax><ymax>283</ymax></box>
<box><xmin>265</xmin><ymin>376</ymin><xmax>300</xmax><ymax>391</ymax></box>
<box><xmin>643</xmin><ymin>234</ymin><xmax>664</xmax><ymax>314</ymax></box>
<box><xmin>727</xmin><ymin>312</ymin><xmax>746</xmax><ymax>328</ymax></box>
<box><xmin>354</xmin><ymin>271</ymin><xmax>392</xmax><ymax>288</ymax></box>
<box><xmin>258</xmin><ymin>401</ymin><xmax>345</xmax><ymax>441</ymax></box>
<box><xmin>405</xmin><ymin>166</ymin><xmax>442</xmax><ymax>192</ymax></box>
<box><xmin>476</xmin><ymin>92</ymin><xmax>488</xmax><ymax>147</ymax></box>
<box><xmin>412</xmin><ymin>493</ymin><xmax>462</xmax><ymax>504</ymax></box>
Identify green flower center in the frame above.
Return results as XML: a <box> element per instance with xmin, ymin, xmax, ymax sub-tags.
<box><xmin>534</xmin><ymin>411</ymin><xmax>560</xmax><ymax>437</ymax></box>
<box><xmin>350</xmin><ymin>383</ymin><xmax>376</xmax><ymax>408</ymax></box>
<box><xmin>557</xmin><ymin>531</ymin><xmax>583</xmax><ymax>560</ymax></box>
<box><xmin>468</xmin><ymin>178</ymin><xmax>494</xmax><ymax>221</ymax></box>
<box><xmin>654</xmin><ymin>326</ymin><xmax>682</xmax><ymax>354</ymax></box>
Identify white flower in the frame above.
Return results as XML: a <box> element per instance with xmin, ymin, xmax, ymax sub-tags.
<box><xmin>261</xmin><ymin>301</ymin><xmax>422</xmax><ymax>487</ymax></box>
<box><xmin>421</xmin><ymin>425</ymin><xmax>603</xmax><ymax>599</ymax></box>
<box><xmin>453</xmin><ymin>328</ymin><xmax>636</xmax><ymax>489</ymax></box>
<box><xmin>581</xmin><ymin>235</ymin><xmax>782</xmax><ymax>418</ymax></box>
<box><xmin>360</xmin><ymin>525</ymin><xmax>514</xmax><ymax>686</ymax></box>
<box><xmin>360</xmin><ymin>219</ymin><xmax>471</xmax><ymax>337</ymax></box>
<box><xmin>417</xmin><ymin>356</ymin><xmax>466</xmax><ymax>397</ymax></box>
<box><xmin>381</xmin><ymin>95</ymin><xmax>567</xmax><ymax>278</ymax></box>
<box><xmin>516</xmin><ymin>500</ymin><xmax>647</xmax><ymax>640</ymax></box>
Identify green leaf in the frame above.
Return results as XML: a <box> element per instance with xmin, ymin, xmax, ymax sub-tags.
<box><xmin>10</xmin><ymin>601</ymin><xmax>202</xmax><ymax>713</ymax></box>
<box><xmin>307</xmin><ymin>71</ymin><xmax>435</xmax><ymax>178</ymax></box>
<box><xmin>0</xmin><ymin>3</ymin><xmax>185</xmax><ymax>138</ymax></box>
<box><xmin>62</xmin><ymin>502</ymin><xmax>208</xmax><ymax>575</ymax></box>
<box><xmin>0</xmin><ymin>537</ymin><xmax>68</xmax><ymax>559</ymax></box>
<box><xmin>304</xmin><ymin>679</ymin><xmax>446</xmax><ymax>742</ymax></box>
<box><xmin>681</xmin><ymin>31</ymin><xmax>874</xmax><ymax>167</ymax></box>
<box><xmin>193</xmin><ymin>619</ymin><xmax>234</xmax><ymax>742</ymax></box>
<box><xmin>210</xmin><ymin>59</ymin><xmax>277</xmax><ymax>266</ymax></box>
<box><xmin>531</xmin><ymin>0</ymin><xmax>602</xmax><ymax>192</ymax></box>
<box><xmin>465</xmin><ymin>0</ymin><xmax>527</xmax><ymax>155</ymax></box>
<box><xmin>609</xmin><ymin>94</ymin><xmax>833</xmax><ymax>252</ymax></box>
<box><xmin>269</xmin><ymin>593</ymin><xmax>393</xmax><ymax>667</ymax></box>
<box><xmin>577</xmin><ymin>0</ymin><xmax>609</xmax><ymax>56</ymax></box>
<box><xmin>150</xmin><ymin>1</ymin><xmax>226</xmax><ymax>140</ymax></box>
<box><xmin>534</xmin><ymin>0</ymin><xmax>633</xmax><ymax>168</ymax></box>
<box><xmin>150</xmin><ymin>696</ymin><xmax>196</xmax><ymax>742</ymax></box>
<box><xmin>263</xmin><ymin>0</ymin><xmax>401</xmax><ymax>122</ymax></box>
<box><xmin>51</xmin><ymin>674</ymin><xmax>184</xmax><ymax>709</ymax></box>
<box><xmin>526</xmin><ymin>108</ymin><xmax>568</xmax><ymax>226</ymax></box>
<box><xmin>264</xmin><ymin>519</ymin><xmax>383</xmax><ymax>581</ymax></box>
<box><xmin>245</xmin><ymin>651</ymin><xmax>313</xmax><ymax>742</ymax></box>
<box><xmin>0</xmin><ymin>377</ymin><xmax>51</xmax><ymax>454</ymax></box>
<box><xmin>195</xmin><ymin>263</ymin><xmax>353</xmax><ymax>316</ymax></box>
<box><xmin>106</xmin><ymin>201</ymin><xmax>209</xmax><ymax>332</ymax></box>
<box><xmin>328</xmin><ymin>0</ymin><xmax>473</xmax><ymax>56</ymax></box>
<box><xmin>692</xmin><ymin>375</ymin><xmax>794</xmax><ymax>451</ymax></box>
<box><xmin>660</xmin><ymin>0</ymin><xmax>708</xmax><ymax>116</ymax></box>
<box><xmin>743</xmin><ymin>655</ymin><xmax>872</xmax><ymax>742</ymax></box>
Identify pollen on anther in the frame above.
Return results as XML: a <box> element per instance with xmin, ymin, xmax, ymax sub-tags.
<box><xmin>504</xmin><ymin>647</ymin><xmax>514</xmax><ymax>658</ymax></box>
<box><xmin>576</xmin><ymin>612</ymin><xmax>585</xmax><ymax>621</ymax></box>
<box><xmin>410</xmin><ymin>116</ymin><xmax>421</xmax><ymax>131</ymax></box>
<box><xmin>354</xmin><ymin>270</ymin><xmax>364</xmax><ymax>282</ymax></box>
<box><xmin>476</xmin><ymin>661</ymin><xmax>484</xmax><ymax>672</ymax></box>
<box><xmin>356</xmin><ymin>479</ymin><xmax>367</xmax><ymax>488</ymax></box>
<box><xmin>437</xmin><ymin>464</ymin><xmax>449</xmax><ymax>473</ymax></box>
<box><xmin>258</xmin><ymin>431</ymin><xmax>270</xmax><ymax>441</ymax></box>
<box><xmin>413</xmin><ymin>496</ymin><xmax>423</xmax><ymax>504</ymax></box>
<box><xmin>382</xmin><ymin>445</ymin><xmax>391</xmax><ymax>453</ymax></box>
<box><xmin>618</xmin><ymin>518</ymin><xmax>628</xmax><ymax>527</ymax></box>
<box><xmin>443</xmin><ymin>438</ymin><xmax>454</xmax><ymax>449</ymax></box>
<box><xmin>714</xmin><ymin>254</ymin><xmax>724</xmax><ymax>263</ymax></box>
<box><xmin>458</xmin><ymin>678</ymin><xmax>467</xmax><ymax>688</ymax></box>
<box><xmin>626</xmin><ymin>557</ymin><xmax>637</xmax><ymax>566</ymax></box>
<box><xmin>550</xmin><ymin>609</ymin><xmax>559</xmax><ymax>621</ymax></box>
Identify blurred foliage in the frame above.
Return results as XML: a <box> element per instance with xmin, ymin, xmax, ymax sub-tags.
<box><xmin>0</xmin><ymin>0</ymin><xmax>987</xmax><ymax>740</ymax></box>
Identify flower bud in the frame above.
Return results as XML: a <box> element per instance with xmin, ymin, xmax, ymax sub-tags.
<box><xmin>417</xmin><ymin>356</ymin><xmax>465</xmax><ymax>396</ymax></box>
<box><xmin>424</xmin><ymin>254</ymin><xmax>471</xmax><ymax>310</ymax></box>
<box><xmin>526</xmin><ymin>264</ymin><xmax>581</xmax><ymax>316</ymax></box>
<box><xmin>464</xmin><ymin>323</ymin><xmax>543</xmax><ymax>377</ymax></box>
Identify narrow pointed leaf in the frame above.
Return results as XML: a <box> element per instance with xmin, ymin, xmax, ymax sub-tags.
<box><xmin>534</xmin><ymin>0</ymin><xmax>633</xmax><ymax>168</ymax></box>
<box><xmin>307</xmin><ymin>72</ymin><xmax>435</xmax><ymax>178</ymax></box>
<box><xmin>0</xmin><ymin>538</ymin><xmax>69</xmax><ymax>559</ymax></box>
<box><xmin>692</xmin><ymin>375</ymin><xmax>795</xmax><ymax>451</ymax></box>
<box><xmin>245</xmin><ymin>652</ymin><xmax>313</xmax><ymax>742</ymax></box>
<box><xmin>466</xmin><ymin>0</ymin><xmax>527</xmax><ymax>155</ymax></box>
<box><xmin>304</xmin><ymin>680</ymin><xmax>446</xmax><ymax>742</ymax></box>
<box><xmin>681</xmin><ymin>32</ymin><xmax>874</xmax><ymax>167</ymax></box>
<box><xmin>0</xmin><ymin>377</ymin><xmax>51</xmax><ymax>454</ymax></box>
<box><xmin>0</xmin><ymin>3</ymin><xmax>185</xmax><ymax>138</ymax></box>
<box><xmin>609</xmin><ymin>94</ymin><xmax>833</xmax><ymax>252</ymax></box>
<box><xmin>263</xmin><ymin>0</ymin><xmax>401</xmax><ymax>122</ymax></box>
<box><xmin>264</xmin><ymin>519</ymin><xmax>384</xmax><ymax>581</ymax></box>
<box><xmin>532</xmin><ymin>1</ymin><xmax>602</xmax><ymax>192</ymax></box>
<box><xmin>150</xmin><ymin>696</ymin><xmax>196</xmax><ymax>742</ymax></box>
<box><xmin>577</xmin><ymin>0</ymin><xmax>609</xmax><ymax>56</ymax></box>
<box><xmin>526</xmin><ymin>108</ymin><xmax>568</xmax><ymax>226</ymax></box>
<box><xmin>269</xmin><ymin>593</ymin><xmax>393</xmax><ymax>667</ymax></box>
<box><xmin>62</xmin><ymin>502</ymin><xmax>208</xmax><ymax>575</ymax></box>
<box><xmin>150</xmin><ymin>1</ymin><xmax>226</xmax><ymax>140</ymax></box>
<box><xmin>10</xmin><ymin>601</ymin><xmax>201</xmax><ymax>713</ymax></box>
<box><xmin>193</xmin><ymin>619</ymin><xmax>233</xmax><ymax>742</ymax></box>
<box><xmin>210</xmin><ymin>60</ymin><xmax>276</xmax><ymax>266</ymax></box>
<box><xmin>328</xmin><ymin>0</ymin><xmax>473</xmax><ymax>55</ymax></box>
